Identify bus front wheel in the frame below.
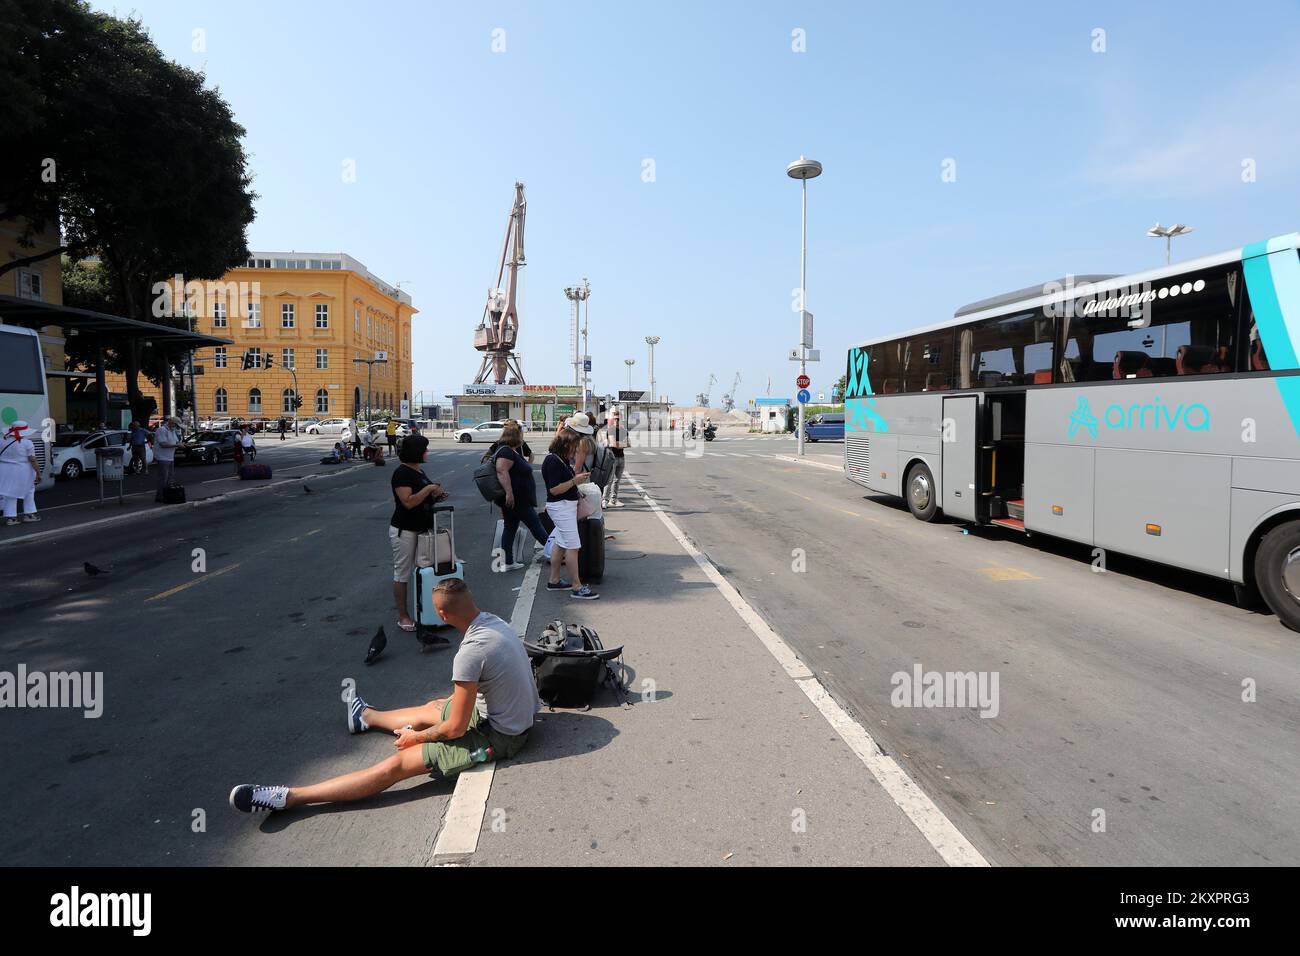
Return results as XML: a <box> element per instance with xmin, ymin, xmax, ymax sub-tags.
<box><xmin>905</xmin><ymin>462</ymin><xmax>939</xmax><ymax>522</ymax></box>
<box><xmin>1254</xmin><ymin>521</ymin><xmax>1300</xmax><ymax>632</ymax></box>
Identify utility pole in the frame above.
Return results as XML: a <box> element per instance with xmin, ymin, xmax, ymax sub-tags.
<box><xmin>625</xmin><ymin>358</ymin><xmax>635</xmax><ymax>392</ymax></box>
<box><xmin>787</xmin><ymin>155</ymin><xmax>822</xmax><ymax>457</ymax></box>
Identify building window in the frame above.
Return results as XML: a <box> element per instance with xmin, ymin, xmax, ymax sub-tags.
<box><xmin>315</xmin><ymin>303</ymin><xmax>329</xmax><ymax>328</ymax></box>
<box><xmin>249</xmin><ymin>388</ymin><xmax>262</xmax><ymax>414</ymax></box>
<box><xmin>355</xmin><ymin>309</ymin><xmax>360</xmax><ymax>335</ymax></box>
<box><xmin>282</xmin><ymin>348</ymin><xmax>295</xmax><ymax>369</ymax></box>
<box><xmin>281</xmin><ymin>303</ymin><xmax>295</xmax><ymax>328</ymax></box>
<box><xmin>282</xmin><ymin>388</ymin><xmax>297</xmax><ymax>413</ymax></box>
<box><xmin>215</xmin><ymin>388</ymin><xmax>228</xmax><ymax>413</ymax></box>
<box><xmin>17</xmin><ymin>269</ymin><xmax>43</xmax><ymax>301</ymax></box>
<box><xmin>247</xmin><ymin>301</ymin><xmax>261</xmax><ymax>328</ymax></box>
<box><xmin>316</xmin><ymin>348</ymin><xmax>329</xmax><ymax>369</ymax></box>
<box><xmin>213</xmin><ymin>301</ymin><xmax>228</xmax><ymax>328</ymax></box>
<box><xmin>214</xmin><ymin>346</ymin><xmax>227</xmax><ymax>369</ymax></box>
<box><xmin>315</xmin><ymin>388</ymin><xmax>329</xmax><ymax>414</ymax></box>
<box><xmin>246</xmin><ymin>258</ymin><xmax>271</xmax><ymax>269</ymax></box>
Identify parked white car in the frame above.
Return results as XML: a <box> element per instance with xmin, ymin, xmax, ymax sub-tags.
<box><xmin>454</xmin><ymin>421</ymin><xmax>506</xmax><ymax>443</ymax></box>
<box><xmin>305</xmin><ymin>417</ymin><xmax>354</xmax><ymax>436</ymax></box>
<box><xmin>51</xmin><ymin>430</ymin><xmax>153</xmax><ymax>479</ymax></box>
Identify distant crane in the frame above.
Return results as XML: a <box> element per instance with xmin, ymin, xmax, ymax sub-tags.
<box><xmin>721</xmin><ymin>371</ymin><xmax>742</xmax><ymax>412</ymax></box>
<box><xmin>472</xmin><ymin>182</ymin><xmax>528</xmax><ymax>385</ymax></box>
<box><xmin>696</xmin><ymin>373</ymin><xmax>718</xmax><ymax>408</ymax></box>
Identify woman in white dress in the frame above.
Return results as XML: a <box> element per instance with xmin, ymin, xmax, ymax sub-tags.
<box><xmin>0</xmin><ymin>420</ymin><xmax>42</xmax><ymax>526</ymax></box>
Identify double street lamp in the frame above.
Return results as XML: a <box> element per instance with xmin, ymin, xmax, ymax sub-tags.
<box><xmin>353</xmin><ymin>355</ymin><xmax>389</xmax><ymax>426</ymax></box>
<box><xmin>1147</xmin><ymin>222</ymin><xmax>1194</xmax><ymax>265</ymax></box>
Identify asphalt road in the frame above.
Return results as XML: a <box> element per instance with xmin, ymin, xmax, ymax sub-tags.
<box><xmin>0</xmin><ymin>442</ymin><xmax>509</xmax><ymax>865</ymax></box>
<box><xmin>629</xmin><ymin>435</ymin><xmax>1300</xmax><ymax>865</ymax></box>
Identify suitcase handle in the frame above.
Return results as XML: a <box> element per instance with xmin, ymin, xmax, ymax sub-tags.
<box><xmin>432</xmin><ymin>504</ymin><xmax>454</xmax><ymax>513</ymax></box>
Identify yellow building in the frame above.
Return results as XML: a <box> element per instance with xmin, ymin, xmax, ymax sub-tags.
<box><xmin>111</xmin><ymin>251</ymin><xmax>416</xmax><ymax>423</ymax></box>
<box><xmin>0</xmin><ymin>219</ymin><xmax>70</xmax><ymax>424</ymax></box>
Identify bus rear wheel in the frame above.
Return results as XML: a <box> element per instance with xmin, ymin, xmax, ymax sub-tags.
<box><xmin>905</xmin><ymin>462</ymin><xmax>939</xmax><ymax>522</ymax></box>
<box><xmin>1254</xmin><ymin>521</ymin><xmax>1300</xmax><ymax>632</ymax></box>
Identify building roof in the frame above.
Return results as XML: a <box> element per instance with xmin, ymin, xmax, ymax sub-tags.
<box><xmin>0</xmin><ymin>295</ymin><xmax>232</xmax><ymax>349</ymax></box>
<box><xmin>240</xmin><ymin>251</ymin><xmax>413</xmax><ymax>306</ymax></box>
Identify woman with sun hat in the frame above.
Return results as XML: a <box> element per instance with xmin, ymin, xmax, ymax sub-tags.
<box><xmin>0</xmin><ymin>420</ymin><xmax>42</xmax><ymax>526</ymax></box>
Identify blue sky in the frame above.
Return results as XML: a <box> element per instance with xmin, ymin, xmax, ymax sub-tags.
<box><xmin>91</xmin><ymin>0</ymin><xmax>1300</xmax><ymax>406</ymax></box>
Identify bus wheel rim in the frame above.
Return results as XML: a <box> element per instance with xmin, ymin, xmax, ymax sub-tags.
<box><xmin>910</xmin><ymin>473</ymin><xmax>931</xmax><ymax>511</ymax></box>
<box><xmin>1283</xmin><ymin>547</ymin><xmax>1300</xmax><ymax>601</ymax></box>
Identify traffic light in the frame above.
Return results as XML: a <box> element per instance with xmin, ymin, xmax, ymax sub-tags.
<box><xmin>241</xmin><ymin>351</ymin><xmax>253</xmax><ymax>370</ymax></box>
<box><xmin>292</xmin><ymin>395</ymin><xmax>303</xmax><ymax>410</ymax></box>
<box><xmin>264</xmin><ymin>353</ymin><xmax>274</xmax><ymax>369</ymax></box>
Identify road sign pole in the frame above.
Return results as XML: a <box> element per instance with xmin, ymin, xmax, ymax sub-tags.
<box><xmin>798</xmin><ymin>175</ymin><xmax>807</xmax><ymax>457</ymax></box>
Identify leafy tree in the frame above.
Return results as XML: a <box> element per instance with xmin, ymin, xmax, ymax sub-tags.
<box><xmin>2</xmin><ymin>3</ymin><xmax>257</xmax><ymax>422</ymax></box>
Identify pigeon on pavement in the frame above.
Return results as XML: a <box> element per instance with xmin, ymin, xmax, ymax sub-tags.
<box><xmin>83</xmin><ymin>562</ymin><xmax>110</xmax><ymax>576</ymax></box>
<box><xmin>364</xmin><ymin>626</ymin><xmax>387</xmax><ymax>665</ymax></box>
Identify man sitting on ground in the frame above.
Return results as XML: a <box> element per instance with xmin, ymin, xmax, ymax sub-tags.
<box><xmin>229</xmin><ymin>579</ymin><xmax>537</xmax><ymax>813</ymax></box>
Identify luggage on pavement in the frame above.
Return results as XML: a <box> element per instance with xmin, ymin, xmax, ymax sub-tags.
<box><xmin>161</xmin><ymin>484</ymin><xmax>186</xmax><ymax>504</ymax></box>
<box><xmin>524</xmin><ymin>620</ymin><xmax>626</xmax><ymax>708</ymax></box>
<box><xmin>493</xmin><ymin>518</ymin><xmax>526</xmax><ymax>566</ymax></box>
<box><xmin>578</xmin><ymin>515</ymin><xmax>605</xmax><ymax>582</ymax></box>
<box><xmin>410</xmin><ymin>506</ymin><xmax>464</xmax><ymax>646</ymax></box>
<box><xmin>239</xmin><ymin>463</ymin><xmax>273</xmax><ymax>480</ymax></box>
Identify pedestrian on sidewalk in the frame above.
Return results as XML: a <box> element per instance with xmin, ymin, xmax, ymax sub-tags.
<box><xmin>278</xmin><ymin>417</ymin><xmax>287</xmax><ymax>442</ymax></box>
<box><xmin>229</xmin><ymin>579</ymin><xmax>535</xmax><ymax>815</ymax></box>
<box><xmin>389</xmin><ymin>434</ymin><xmax>446</xmax><ymax>632</ymax></box>
<box><xmin>0</xmin><ymin>420</ymin><xmax>42</xmax><ymax>526</ymax></box>
<box><xmin>349</xmin><ymin>420</ymin><xmax>362</xmax><ymax>458</ymax></box>
<box><xmin>386</xmin><ymin>417</ymin><xmax>398</xmax><ymax>453</ymax></box>
<box><xmin>241</xmin><ymin>427</ymin><xmax>257</xmax><ymax>463</ymax></box>
<box><xmin>152</xmin><ymin>416</ymin><xmax>180</xmax><ymax>502</ymax></box>
<box><xmin>602</xmin><ymin>407</ymin><xmax>628</xmax><ymax>508</ymax></box>
<box><xmin>542</xmin><ymin>429</ymin><xmax>598</xmax><ymax>600</ymax></box>
<box><xmin>232</xmin><ymin>426</ymin><xmax>245</xmax><ymax>475</ymax></box>
<box><xmin>494</xmin><ymin>421</ymin><xmax>547</xmax><ymax>571</ymax></box>
<box><xmin>128</xmin><ymin>420</ymin><xmax>150</xmax><ymax>476</ymax></box>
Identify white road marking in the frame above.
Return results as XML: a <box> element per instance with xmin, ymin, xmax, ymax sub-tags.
<box><xmin>775</xmin><ymin>454</ymin><xmax>841</xmax><ymax>472</ymax></box>
<box><xmin>728</xmin><ymin>453</ymin><xmax>749</xmax><ymax>458</ymax></box>
<box><xmin>627</xmin><ymin>474</ymin><xmax>989</xmax><ymax>868</ymax></box>
<box><xmin>642</xmin><ymin>451</ymin><xmax>658</xmax><ymax>456</ymax></box>
<box><xmin>431</xmin><ymin>551</ymin><xmax>544</xmax><ymax>863</ymax></box>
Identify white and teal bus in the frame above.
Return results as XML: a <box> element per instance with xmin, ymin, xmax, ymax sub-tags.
<box><xmin>844</xmin><ymin>233</ymin><xmax>1300</xmax><ymax>631</ymax></box>
<box><xmin>0</xmin><ymin>324</ymin><xmax>54</xmax><ymax>492</ymax></box>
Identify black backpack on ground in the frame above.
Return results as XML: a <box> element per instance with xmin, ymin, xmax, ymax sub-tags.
<box><xmin>524</xmin><ymin>621</ymin><xmax>626</xmax><ymax>709</ymax></box>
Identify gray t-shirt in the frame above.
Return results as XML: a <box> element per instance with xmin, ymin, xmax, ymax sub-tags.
<box><xmin>452</xmin><ymin>611</ymin><xmax>537</xmax><ymax>737</ymax></box>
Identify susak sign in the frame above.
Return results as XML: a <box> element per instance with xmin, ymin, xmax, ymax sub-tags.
<box><xmin>463</xmin><ymin>384</ymin><xmax>523</xmax><ymax>397</ymax></box>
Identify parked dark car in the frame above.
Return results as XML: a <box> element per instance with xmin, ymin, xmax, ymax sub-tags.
<box><xmin>176</xmin><ymin>430</ymin><xmax>240</xmax><ymax>465</ymax></box>
<box><xmin>801</xmin><ymin>412</ymin><xmax>845</xmax><ymax>442</ymax></box>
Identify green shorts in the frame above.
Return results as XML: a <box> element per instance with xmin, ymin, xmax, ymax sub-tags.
<box><xmin>421</xmin><ymin>699</ymin><xmax>531</xmax><ymax>778</ymax></box>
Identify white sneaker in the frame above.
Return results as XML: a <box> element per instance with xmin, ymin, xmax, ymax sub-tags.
<box><xmin>503</xmin><ymin>562</ymin><xmax>526</xmax><ymax>572</ymax></box>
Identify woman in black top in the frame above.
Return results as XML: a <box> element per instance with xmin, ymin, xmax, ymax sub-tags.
<box><xmin>541</xmin><ymin>429</ymin><xmax>599</xmax><ymax>600</ymax></box>
<box><xmin>493</xmin><ymin>422</ymin><xmax>547</xmax><ymax>569</ymax></box>
<box><xmin>390</xmin><ymin>434</ymin><xmax>445</xmax><ymax>631</ymax></box>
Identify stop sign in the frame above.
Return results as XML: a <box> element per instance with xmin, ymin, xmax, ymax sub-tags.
<box><xmin>796</xmin><ymin>374</ymin><xmax>810</xmax><ymax>389</ymax></box>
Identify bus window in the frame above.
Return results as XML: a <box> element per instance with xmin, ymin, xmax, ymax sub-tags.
<box><xmin>867</xmin><ymin>331</ymin><xmax>954</xmax><ymax>394</ymax></box>
<box><xmin>1071</xmin><ymin>267</ymin><xmax>1237</xmax><ymax>379</ymax></box>
<box><xmin>956</xmin><ymin>311</ymin><xmax>1052</xmax><ymax>388</ymax></box>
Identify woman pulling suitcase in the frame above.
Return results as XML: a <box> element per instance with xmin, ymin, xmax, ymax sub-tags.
<box><xmin>389</xmin><ymin>434</ymin><xmax>447</xmax><ymax>631</ymax></box>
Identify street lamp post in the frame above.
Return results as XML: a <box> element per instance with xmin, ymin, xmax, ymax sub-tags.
<box><xmin>645</xmin><ymin>336</ymin><xmax>660</xmax><ymax>407</ymax></box>
<box><xmin>1147</xmin><ymin>222</ymin><xmax>1194</xmax><ymax>265</ymax></box>
<box><xmin>788</xmin><ymin>155</ymin><xmax>822</xmax><ymax>457</ymax></box>
<box><xmin>353</xmin><ymin>355</ymin><xmax>388</xmax><ymax>429</ymax></box>
<box><xmin>625</xmin><ymin>358</ymin><xmax>635</xmax><ymax>392</ymax></box>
